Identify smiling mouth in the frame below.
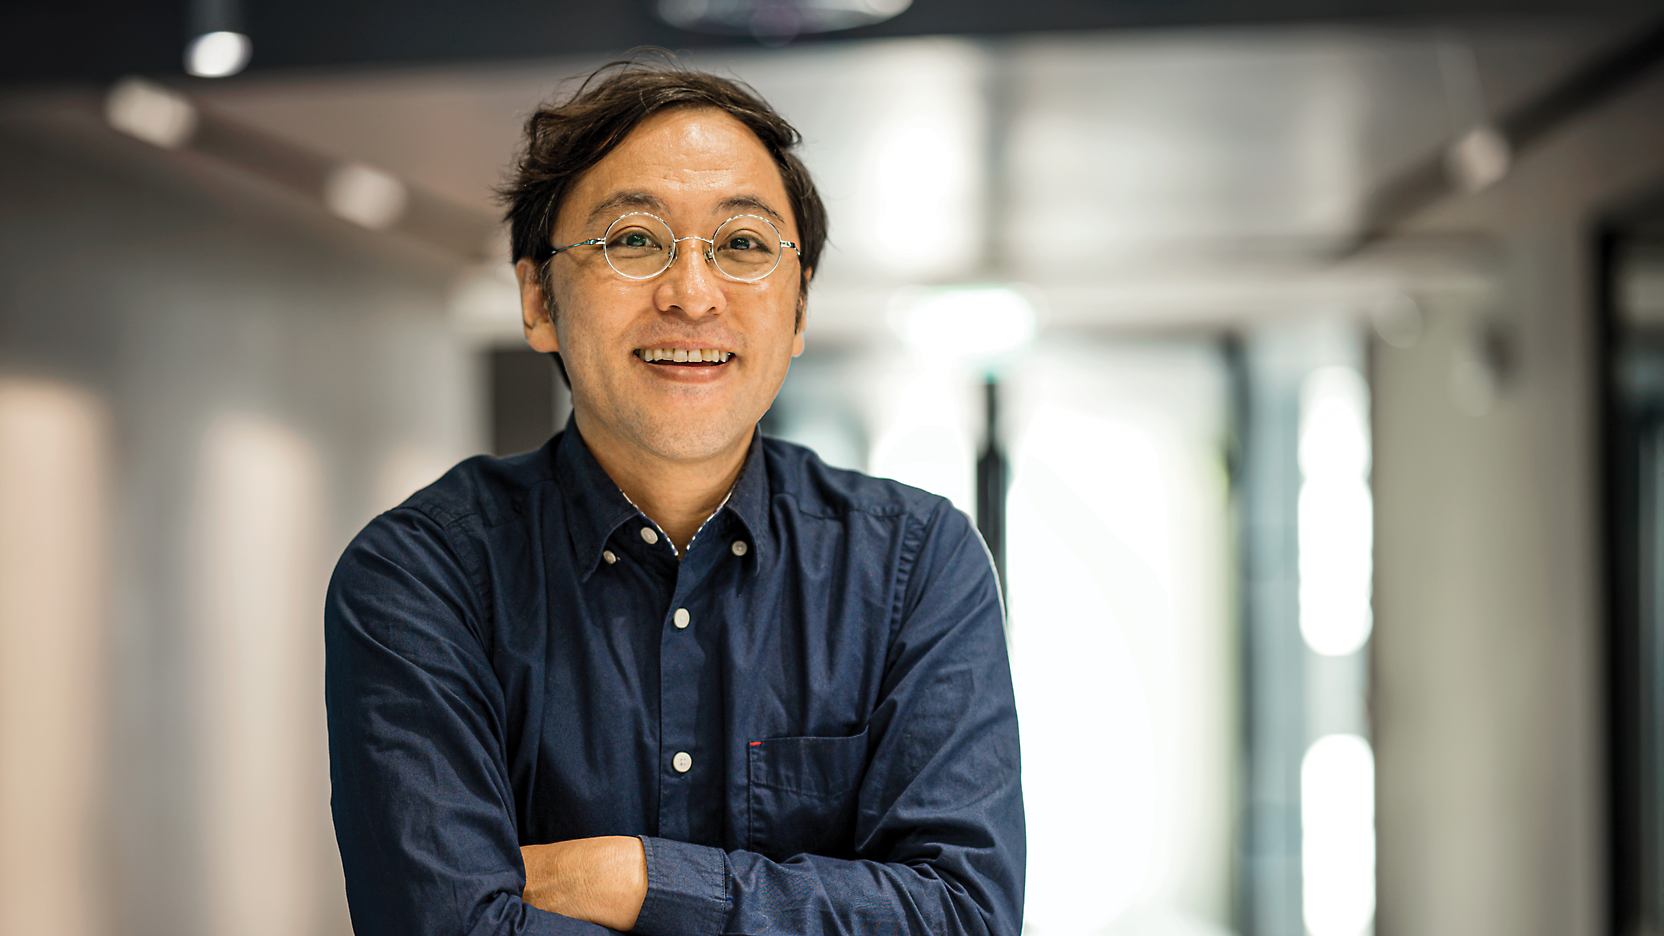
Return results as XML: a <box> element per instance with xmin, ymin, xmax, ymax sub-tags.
<box><xmin>636</xmin><ymin>348</ymin><xmax>734</xmax><ymax>366</ymax></box>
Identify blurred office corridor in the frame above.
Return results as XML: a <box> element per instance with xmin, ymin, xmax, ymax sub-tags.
<box><xmin>3</xmin><ymin>4</ymin><xmax>1664</xmax><ymax>936</ymax></box>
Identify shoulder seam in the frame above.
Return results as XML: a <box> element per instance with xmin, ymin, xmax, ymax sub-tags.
<box><xmin>393</xmin><ymin>504</ymin><xmax>495</xmax><ymax>630</ymax></box>
<box><xmin>886</xmin><ymin>508</ymin><xmax>934</xmax><ymax>649</ymax></box>
<box><xmin>771</xmin><ymin>489</ymin><xmax>921</xmax><ymax>521</ymax></box>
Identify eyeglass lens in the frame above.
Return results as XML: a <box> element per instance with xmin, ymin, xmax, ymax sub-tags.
<box><xmin>602</xmin><ymin>213</ymin><xmax>785</xmax><ymax>282</ymax></box>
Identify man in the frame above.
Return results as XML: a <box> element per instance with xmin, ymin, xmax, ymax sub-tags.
<box><xmin>325</xmin><ymin>59</ymin><xmax>1024</xmax><ymax>936</ymax></box>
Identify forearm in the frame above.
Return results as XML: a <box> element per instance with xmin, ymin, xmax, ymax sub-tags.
<box><xmin>520</xmin><ymin>837</ymin><xmax>648</xmax><ymax>932</ymax></box>
<box><xmin>629</xmin><ymin>836</ymin><xmax>1020</xmax><ymax>936</ymax></box>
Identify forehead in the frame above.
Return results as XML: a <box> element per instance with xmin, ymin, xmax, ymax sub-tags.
<box><xmin>559</xmin><ymin>107</ymin><xmax>792</xmax><ymax>231</ymax></box>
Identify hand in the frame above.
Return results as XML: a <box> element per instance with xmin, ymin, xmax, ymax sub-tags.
<box><xmin>521</xmin><ymin>836</ymin><xmax>648</xmax><ymax>931</ymax></box>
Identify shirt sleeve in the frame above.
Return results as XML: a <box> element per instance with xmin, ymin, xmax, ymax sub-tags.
<box><xmin>325</xmin><ymin>506</ymin><xmax>619</xmax><ymax>936</ymax></box>
<box><xmin>632</xmin><ymin>501</ymin><xmax>1027</xmax><ymax>936</ymax></box>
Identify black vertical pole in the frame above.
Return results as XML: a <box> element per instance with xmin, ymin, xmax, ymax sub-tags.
<box><xmin>976</xmin><ymin>374</ymin><xmax>1008</xmax><ymax>602</ymax></box>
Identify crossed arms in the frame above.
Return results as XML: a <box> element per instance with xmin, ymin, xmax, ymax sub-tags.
<box><xmin>324</xmin><ymin>501</ymin><xmax>1024</xmax><ymax>936</ymax></box>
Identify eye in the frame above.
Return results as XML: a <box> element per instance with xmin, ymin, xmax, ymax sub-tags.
<box><xmin>609</xmin><ymin>229</ymin><xmax>662</xmax><ymax>250</ymax></box>
<box><xmin>718</xmin><ymin>229</ymin><xmax>775</xmax><ymax>254</ymax></box>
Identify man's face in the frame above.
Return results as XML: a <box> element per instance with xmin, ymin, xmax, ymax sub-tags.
<box><xmin>518</xmin><ymin>107</ymin><xmax>808</xmax><ymax>467</ymax></box>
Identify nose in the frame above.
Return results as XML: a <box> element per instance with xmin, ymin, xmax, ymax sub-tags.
<box><xmin>655</xmin><ymin>235</ymin><xmax>726</xmax><ymax>319</ymax></box>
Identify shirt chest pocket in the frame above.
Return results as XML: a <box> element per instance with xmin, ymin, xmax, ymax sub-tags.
<box><xmin>746</xmin><ymin>727</ymin><xmax>869</xmax><ymax>861</ymax></box>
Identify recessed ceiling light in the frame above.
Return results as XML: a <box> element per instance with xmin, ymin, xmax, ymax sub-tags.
<box><xmin>658</xmin><ymin>0</ymin><xmax>911</xmax><ymax>42</ymax></box>
<box><xmin>185</xmin><ymin>31</ymin><xmax>251</xmax><ymax>79</ymax></box>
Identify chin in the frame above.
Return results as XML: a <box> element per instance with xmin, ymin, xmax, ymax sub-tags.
<box><xmin>633</xmin><ymin>419</ymin><xmax>750</xmax><ymax>464</ymax></box>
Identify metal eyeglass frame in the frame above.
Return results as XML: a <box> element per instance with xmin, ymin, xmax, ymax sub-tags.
<box><xmin>549</xmin><ymin>211</ymin><xmax>801</xmax><ymax>284</ymax></box>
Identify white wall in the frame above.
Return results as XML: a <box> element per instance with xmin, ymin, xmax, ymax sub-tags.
<box><xmin>1372</xmin><ymin>62</ymin><xmax>1664</xmax><ymax>936</ymax></box>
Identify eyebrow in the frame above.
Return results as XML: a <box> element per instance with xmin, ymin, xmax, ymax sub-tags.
<box><xmin>585</xmin><ymin>191</ymin><xmax>668</xmax><ymax>227</ymax></box>
<box><xmin>582</xmin><ymin>191</ymin><xmax>788</xmax><ymax>230</ymax></box>
<box><xmin>717</xmin><ymin>195</ymin><xmax>786</xmax><ymax>225</ymax></box>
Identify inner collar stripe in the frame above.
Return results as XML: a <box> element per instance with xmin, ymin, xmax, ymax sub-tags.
<box><xmin>615</xmin><ymin>486</ymin><xmax>734</xmax><ymax>559</ymax></box>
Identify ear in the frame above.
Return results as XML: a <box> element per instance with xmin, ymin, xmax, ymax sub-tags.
<box><xmin>516</xmin><ymin>258</ymin><xmax>560</xmax><ymax>354</ymax></box>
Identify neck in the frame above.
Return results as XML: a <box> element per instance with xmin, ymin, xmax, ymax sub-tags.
<box><xmin>573</xmin><ymin>412</ymin><xmax>750</xmax><ymax>556</ymax></box>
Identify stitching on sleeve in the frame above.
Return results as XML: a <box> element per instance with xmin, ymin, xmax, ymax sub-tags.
<box><xmin>887</xmin><ymin>510</ymin><xmax>930</xmax><ymax>651</ymax></box>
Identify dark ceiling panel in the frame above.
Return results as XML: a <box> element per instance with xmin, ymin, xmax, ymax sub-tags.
<box><xmin>2</xmin><ymin>0</ymin><xmax>187</xmax><ymax>84</ymax></box>
<box><xmin>1</xmin><ymin>0</ymin><xmax>1649</xmax><ymax>86</ymax></box>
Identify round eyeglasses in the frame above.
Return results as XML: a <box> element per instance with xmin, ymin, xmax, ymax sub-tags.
<box><xmin>550</xmin><ymin>212</ymin><xmax>801</xmax><ymax>284</ymax></box>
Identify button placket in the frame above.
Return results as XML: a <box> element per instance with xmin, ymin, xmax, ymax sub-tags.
<box><xmin>656</xmin><ymin>554</ymin><xmax>715</xmax><ymax>839</ymax></box>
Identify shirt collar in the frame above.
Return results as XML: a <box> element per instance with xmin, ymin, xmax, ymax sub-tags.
<box><xmin>554</xmin><ymin>418</ymin><xmax>641</xmax><ymax>581</ymax></box>
<box><xmin>723</xmin><ymin>428</ymin><xmax>771</xmax><ymax>574</ymax></box>
<box><xmin>555</xmin><ymin>417</ymin><xmax>772</xmax><ymax>579</ymax></box>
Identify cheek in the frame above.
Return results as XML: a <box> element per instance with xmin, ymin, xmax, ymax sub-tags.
<box><xmin>547</xmin><ymin>285</ymin><xmax>616</xmax><ymax>353</ymax></box>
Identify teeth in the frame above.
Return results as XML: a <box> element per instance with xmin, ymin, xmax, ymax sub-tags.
<box><xmin>640</xmin><ymin>348</ymin><xmax>732</xmax><ymax>363</ymax></box>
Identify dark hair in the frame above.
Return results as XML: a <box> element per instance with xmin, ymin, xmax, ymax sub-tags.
<box><xmin>497</xmin><ymin>52</ymin><xmax>828</xmax><ymax>330</ymax></box>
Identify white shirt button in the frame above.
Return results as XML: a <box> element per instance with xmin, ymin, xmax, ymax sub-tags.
<box><xmin>639</xmin><ymin>526</ymin><xmax>658</xmax><ymax>545</ymax></box>
<box><xmin>731</xmin><ymin>540</ymin><xmax>748</xmax><ymax>556</ymax></box>
<box><xmin>672</xmin><ymin>751</ymin><xmax>692</xmax><ymax>773</ymax></box>
<box><xmin>673</xmin><ymin>608</ymin><xmax>690</xmax><ymax>629</ymax></box>
<box><xmin>602</xmin><ymin>550</ymin><xmax>617</xmax><ymax>565</ymax></box>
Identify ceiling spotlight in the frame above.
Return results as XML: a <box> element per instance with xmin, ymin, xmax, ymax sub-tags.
<box><xmin>324</xmin><ymin>163</ymin><xmax>408</xmax><ymax>231</ymax></box>
<box><xmin>658</xmin><ymin>0</ymin><xmax>911</xmax><ymax>43</ymax></box>
<box><xmin>185</xmin><ymin>30</ymin><xmax>251</xmax><ymax>78</ymax></box>
<box><xmin>106</xmin><ymin>78</ymin><xmax>198</xmax><ymax>149</ymax></box>
<box><xmin>1444</xmin><ymin>124</ymin><xmax>1510</xmax><ymax>194</ymax></box>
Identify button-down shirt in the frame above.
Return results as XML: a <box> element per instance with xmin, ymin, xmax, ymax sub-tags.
<box><xmin>325</xmin><ymin>421</ymin><xmax>1025</xmax><ymax>936</ymax></box>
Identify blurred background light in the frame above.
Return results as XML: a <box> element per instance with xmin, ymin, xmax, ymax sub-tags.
<box><xmin>1445</xmin><ymin>124</ymin><xmax>1511</xmax><ymax>193</ymax></box>
<box><xmin>0</xmin><ymin>380</ymin><xmax>108</xmax><ymax>936</ymax></box>
<box><xmin>1298</xmin><ymin>365</ymin><xmax>1374</xmax><ymax>657</ymax></box>
<box><xmin>192</xmin><ymin>413</ymin><xmax>324</xmax><ymax>936</ymax></box>
<box><xmin>865</xmin><ymin>365</ymin><xmax>975</xmax><ymax>514</ymax></box>
<box><xmin>1434</xmin><ymin>33</ymin><xmax>1510</xmax><ymax>194</ymax></box>
<box><xmin>105</xmin><ymin>77</ymin><xmax>198</xmax><ymax>149</ymax></box>
<box><xmin>841</xmin><ymin>41</ymin><xmax>984</xmax><ymax>280</ymax></box>
<box><xmin>1005</xmin><ymin>341</ymin><xmax>1232</xmax><ymax>936</ymax></box>
<box><xmin>324</xmin><ymin>162</ymin><xmax>408</xmax><ymax>230</ymax></box>
<box><xmin>658</xmin><ymin>0</ymin><xmax>912</xmax><ymax>41</ymax></box>
<box><xmin>185</xmin><ymin>31</ymin><xmax>251</xmax><ymax>78</ymax></box>
<box><xmin>891</xmin><ymin>285</ymin><xmax>1037</xmax><ymax>361</ymax></box>
<box><xmin>1301</xmin><ymin>734</ymin><xmax>1377</xmax><ymax>936</ymax></box>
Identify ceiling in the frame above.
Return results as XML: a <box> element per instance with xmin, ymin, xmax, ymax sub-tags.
<box><xmin>1</xmin><ymin>0</ymin><xmax>1649</xmax><ymax>85</ymax></box>
<box><xmin>5</xmin><ymin>4</ymin><xmax>1655</xmax><ymax>340</ymax></box>
<box><xmin>155</xmin><ymin>19</ymin><xmax>1620</xmax><ymax>338</ymax></box>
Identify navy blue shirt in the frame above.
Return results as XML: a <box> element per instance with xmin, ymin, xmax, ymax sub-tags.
<box><xmin>325</xmin><ymin>422</ymin><xmax>1025</xmax><ymax>936</ymax></box>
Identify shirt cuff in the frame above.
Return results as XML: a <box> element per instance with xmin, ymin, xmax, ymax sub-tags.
<box><xmin>632</xmin><ymin>836</ymin><xmax>729</xmax><ymax>936</ymax></box>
